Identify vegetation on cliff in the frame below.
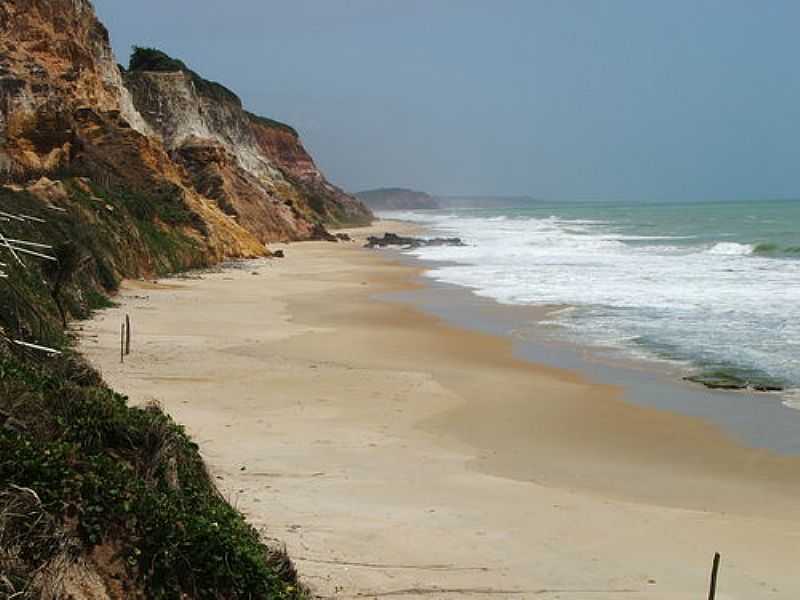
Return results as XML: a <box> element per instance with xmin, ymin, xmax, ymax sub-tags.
<box><xmin>0</xmin><ymin>183</ymin><xmax>306</xmax><ymax>598</ymax></box>
<box><xmin>0</xmin><ymin>178</ymin><xmax>216</xmax><ymax>340</ymax></box>
<box><xmin>128</xmin><ymin>46</ymin><xmax>241</xmax><ymax>106</ymax></box>
<box><xmin>128</xmin><ymin>48</ymin><xmax>299</xmax><ymax>138</ymax></box>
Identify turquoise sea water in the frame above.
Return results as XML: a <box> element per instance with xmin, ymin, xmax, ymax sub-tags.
<box><xmin>383</xmin><ymin>199</ymin><xmax>800</xmax><ymax>403</ymax></box>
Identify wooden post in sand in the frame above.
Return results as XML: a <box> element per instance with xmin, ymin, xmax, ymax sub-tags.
<box><xmin>125</xmin><ymin>314</ymin><xmax>131</xmax><ymax>355</ymax></box>
<box><xmin>708</xmin><ymin>552</ymin><xmax>721</xmax><ymax>600</ymax></box>
<box><xmin>120</xmin><ymin>321</ymin><xmax>124</xmax><ymax>363</ymax></box>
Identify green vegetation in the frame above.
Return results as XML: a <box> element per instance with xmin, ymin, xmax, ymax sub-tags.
<box><xmin>76</xmin><ymin>182</ymin><xmax>208</xmax><ymax>273</ymax></box>
<box><xmin>129</xmin><ymin>47</ymin><xmax>187</xmax><ymax>73</ymax></box>
<box><xmin>0</xmin><ymin>353</ymin><xmax>304</xmax><ymax>599</ymax></box>
<box><xmin>0</xmin><ymin>181</ymin><xmax>306</xmax><ymax>598</ymax></box>
<box><xmin>128</xmin><ymin>46</ymin><xmax>241</xmax><ymax>105</ymax></box>
<box><xmin>0</xmin><ymin>181</ymin><xmax>204</xmax><ymax>346</ymax></box>
<box><xmin>127</xmin><ymin>48</ymin><xmax>303</xmax><ymax>135</ymax></box>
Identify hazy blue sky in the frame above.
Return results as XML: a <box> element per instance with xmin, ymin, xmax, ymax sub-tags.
<box><xmin>95</xmin><ymin>1</ymin><xmax>800</xmax><ymax>201</ymax></box>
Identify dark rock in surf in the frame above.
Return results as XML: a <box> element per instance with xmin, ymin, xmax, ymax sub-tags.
<box><xmin>365</xmin><ymin>232</ymin><xmax>466</xmax><ymax>249</ymax></box>
<box><xmin>751</xmin><ymin>384</ymin><xmax>784</xmax><ymax>392</ymax></box>
<box><xmin>684</xmin><ymin>371</ymin><xmax>784</xmax><ymax>392</ymax></box>
<box><xmin>684</xmin><ymin>374</ymin><xmax>747</xmax><ymax>390</ymax></box>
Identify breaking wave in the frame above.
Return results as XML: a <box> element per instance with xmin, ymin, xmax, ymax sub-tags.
<box><xmin>387</xmin><ymin>208</ymin><xmax>800</xmax><ymax>400</ymax></box>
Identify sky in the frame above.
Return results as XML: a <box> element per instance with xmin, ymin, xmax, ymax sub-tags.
<box><xmin>94</xmin><ymin>1</ymin><xmax>800</xmax><ymax>201</ymax></box>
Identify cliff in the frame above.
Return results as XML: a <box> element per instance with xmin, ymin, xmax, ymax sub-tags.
<box><xmin>355</xmin><ymin>187</ymin><xmax>440</xmax><ymax>210</ymax></box>
<box><xmin>0</xmin><ymin>0</ymin><xmax>368</xmax><ymax>597</ymax></box>
<box><xmin>123</xmin><ymin>47</ymin><xmax>371</xmax><ymax>242</ymax></box>
<box><xmin>1</xmin><ymin>8</ymin><xmax>371</xmax><ymax>257</ymax></box>
<box><xmin>0</xmin><ymin>0</ymin><xmax>267</xmax><ymax>266</ymax></box>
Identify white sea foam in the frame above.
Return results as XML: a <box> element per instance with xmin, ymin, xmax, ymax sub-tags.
<box><xmin>783</xmin><ymin>390</ymin><xmax>800</xmax><ymax>411</ymax></box>
<box><xmin>389</xmin><ymin>210</ymin><xmax>800</xmax><ymax>396</ymax></box>
<box><xmin>706</xmin><ymin>242</ymin><xmax>755</xmax><ymax>255</ymax></box>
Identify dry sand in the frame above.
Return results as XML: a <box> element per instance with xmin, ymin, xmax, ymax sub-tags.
<box><xmin>79</xmin><ymin>221</ymin><xmax>800</xmax><ymax>600</ymax></box>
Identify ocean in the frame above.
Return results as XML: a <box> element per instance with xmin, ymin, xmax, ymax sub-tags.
<box><xmin>381</xmin><ymin>199</ymin><xmax>800</xmax><ymax>406</ymax></box>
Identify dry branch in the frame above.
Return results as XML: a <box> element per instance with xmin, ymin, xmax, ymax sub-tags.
<box><xmin>4</xmin><ymin>245</ymin><xmax>56</xmax><ymax>261</ymax></box>
<box><xmin>13</xmin><ymin>340</ymin><xmax>62</xmax><ymax>355</ymax></box>
<box><xmin>0</xmin><ymin>230</ymin><xmax>25</xmax><ymax>267</ymax></box>
<box><xmin>4</xmin><ymin>238</ymin><xmax>53</xmax><ymax>249</ymax></box>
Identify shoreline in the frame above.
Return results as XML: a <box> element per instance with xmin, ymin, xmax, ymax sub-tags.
<box><xmin>376</xmin><ymin>217</ymin><xmax>800</xmax><ymax>456</ymax></box>
<box><xmin>384</xmin><ymin>272</ymin><xmax>800</xmax><ymax>457</ymax></box>
<box><xmin>380</xmin><ymin>210</ymin><xmax>800</xmax><ymax>408</ymax></box>
<box><xmin>79</xmin><ymin>221</ymin><xmax>800</xmax><ymax>598</ymax></box>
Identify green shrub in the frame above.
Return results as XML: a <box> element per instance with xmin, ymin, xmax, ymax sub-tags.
<box><xmin>0</xmin><ymin>353</ymin><xmax>305</xmax><ymax>599</ymax></box>
<box><xmin>128</xmin><ymin>46</ymin><xmax>241</xmax><ymax>105</ymax></box>
<box><xmin>129</xmin><ymin>46</ymin><xmax>187</xmax><ymax>73</ymax></box>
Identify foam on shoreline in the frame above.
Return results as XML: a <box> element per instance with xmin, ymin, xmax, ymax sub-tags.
<box><xmin>380</xmin><ymin>208</ymin><xmax>800</xmax><ymax>404</ymax></box>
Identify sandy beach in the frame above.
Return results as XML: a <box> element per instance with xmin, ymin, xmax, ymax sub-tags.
<box><xmin>79</xmin><ymin>221</ymin><xmax>800</xmax><ymax>600</ymax></box>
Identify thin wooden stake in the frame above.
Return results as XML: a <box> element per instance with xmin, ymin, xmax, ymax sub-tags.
<box><xmin>708</xmin><ymin>552</ymin><xmax>720</xmax><ymax>600</ymax></box>
<box><xmin>125</xmin><ymin>314</ymin><xmax>131</xmax><ymax>355</ymax></box>
<box><xmin>120</xmin><ymin>321</ymin><xmax>125</xmax><ymax>364</ymax></box>
<box><xmin>4</xmin><ymin>245</ymin><xmax>56</xmax><ymax>261</ymax></box>
<box><xmin>4</xmin><ymin>238</ymin><xmax>53</xmax><ymax>249</ymax></box>
<box><xmin>0</xmin><ymin>211</ymin><xmax>25</xmax><ymax>222</ymax></box>
<box><xmin>0</xmin><ymin>230</ymin><xmax>25</xmax><ymax>267</ymax></box>
<box><xmin>18</xmin><ymin>213</ymin><xmax>46</xmax><ymax>223</ymax></box>
<box><xmin>13</xmin><ymin>340</ymin><xmax>62</xmax><ymax>355</ymax></box>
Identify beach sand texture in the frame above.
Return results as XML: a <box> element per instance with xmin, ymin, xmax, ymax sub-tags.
<box><xmin>79</xmin><ymin>222</ymin><xmax>800</xmax><ymax>599</ymax></box>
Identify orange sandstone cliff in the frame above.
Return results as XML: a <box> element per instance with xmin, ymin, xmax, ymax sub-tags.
<box><xmin>0</xmin><ymin>0</ymin><xmax>372</xmax><ymax>266</ymax></box>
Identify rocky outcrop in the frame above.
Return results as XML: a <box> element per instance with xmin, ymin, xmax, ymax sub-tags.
<box><xmin>355</xmin><ymin>187</ymin><xmax>440</xmax><ymax>210</ymax></box>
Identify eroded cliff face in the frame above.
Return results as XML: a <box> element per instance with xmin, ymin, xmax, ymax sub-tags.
<box><xmin>247</xmin><ymin>115</ymin><xmax>374</xmax><ymax>226</ymax></box>
<box><xmin>0</xmin><ymin>0</ymin><xmax>269</xmax><ymax>267</ymax></box>
<box><xmin>1</xmin><ymin>0</ymin><xmax>371</xmax><ymax>264</ymax></box>
<box><xmin>175</xmin><ymin>136</ymin><xmax>307</xmax><ymax>243</ymax></box>
<box><xmin>0</xmin><ymin>0</ymin><xmax>150</xmax><ymax>172</ymax></box>
<box><xmin>124</xmin><ymin>63</ymin><xmax>372</xmax><ymax>240</ymax></box>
